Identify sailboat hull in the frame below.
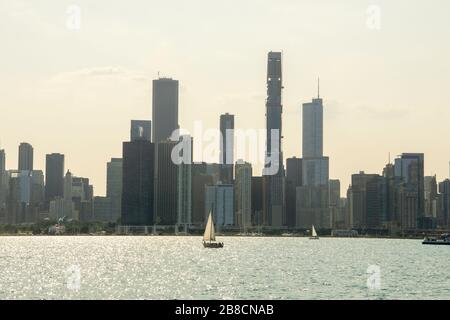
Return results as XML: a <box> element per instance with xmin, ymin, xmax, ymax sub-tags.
<box><xmin>203</xmin><ymin>241</ymin><xmax>224</xmax><ymax>248</ymax></box>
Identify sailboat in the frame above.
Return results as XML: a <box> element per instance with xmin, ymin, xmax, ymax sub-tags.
<box><xmin>309</xmin><ymin>225</ymin><xmax>319</xmax><ymax>240</ymax></box>
<box><xmin>203</xmin><ymin>212</ymin><xmax>224</xmax><ymax>248</ymax></box>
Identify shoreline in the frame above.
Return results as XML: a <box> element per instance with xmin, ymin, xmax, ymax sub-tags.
<box><xmin>0</xmin><ymin>233</ymin><xmax>429</xmax><ymax>240</ymax></box>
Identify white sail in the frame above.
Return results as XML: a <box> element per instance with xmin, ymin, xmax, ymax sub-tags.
<box><xmin>312</xmin><ymin>225</ymin><xmax>317</xmax><ymax>237</ymax></box>
<box><xmin>203</xmin><ymin>212</ymin><xmax>216</xmax><ymax>242</ymax></box>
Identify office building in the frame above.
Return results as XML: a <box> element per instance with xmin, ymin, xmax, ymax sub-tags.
<box><xmin>152</xmin><ymin>78</ymin><xmax>179</xmax><ymax>143</ymax></box>
<box><xmin>45</xmin><ymin>153</ymin><xmax>65</xmax><ymax>204</ymax></box>
<box><xmin>220</xmin><ymin>113</ymin><xmax>234</xmax><ymax>184</ymax></box>
<box><xmin>394</xmin><ymin>153</ymin><xmax>424</xmax><ymax>229</ymax></box>
<box><xmin>205</xmin><ymin>184</ymin><xmax>234</xmax><ymax>227</ymax></box>
<box><xmin>235</xmin><ymin>160</ymin><xmax>252</xmax><ymax>230</ymax></box>
<box><xmin>177</xmin><ymin>136</ymin><xmax>193</xmax><ymax>226</ymax></box>
<box><xmin>131</xmin><ymin>120</ymin><xmax>151</xmax><ymax>142</ymax></box>
<box><xmin>263</xmin><ymin>51</ymin><xmax>285</xmax><ymax>227</ymax></box>
<box><xmin>154</xmin><ymin>141</ymin><xmax>178</xmax><ymax>225</ymax></box>
<box><xmin>121</xmin><ymin>140</ymin><xmax>155</xmax><ymax>225</ymax></box>
<box><xmin>286</xmin><ymin>157</ymin><xmax>302</xmax><ymax>228</ymax></box>
<box><xmin>107</xmin><ymin>158</ymin><xmax>122</xmax><ymax>222</ymax></box>
<box><xmin>18</xmin><ymin>142</ymin><xmax>33</xmax><ymax>171</ymax></box>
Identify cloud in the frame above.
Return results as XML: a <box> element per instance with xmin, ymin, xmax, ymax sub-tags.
<box><xmin>47</xmin><ymin>66</ymin><xmax>149</xmax><ymax>84</ymax></box>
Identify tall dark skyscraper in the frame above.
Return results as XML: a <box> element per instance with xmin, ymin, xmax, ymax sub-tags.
<box><xmin>286</xmin><ymin>157</ymin><xmax>302</xmax><ymax>228</ymax></box>
<box><xmin>18</xmin><ymin>142</ymin><xmax>33</xmax><ymax>171</ymax></box>
<box><xmin>263</xmin><ymin>51</ymin><xmax>285</xmax><ymax>227</ymax></box>
<box><xmin>45</xmin><ymin>153</ymin><xmax>65</xmax><ymax>204</ymax></box>
<box><xmin>107</xmin><ymin>158</ymin><xmax>123</xmax><ymax>222</ymax></box>
<box><xmin>154</xmin><ymin>141</ymin><xmax>178</xmax><ymax>225</ymax></box>
<box><xmin>121</xmin><ymin>140</ymin><xmax>155</xmax><ymax>225</ymax></box>
<box><xmin>0</xmin><ymin>149</ymin><xmax>5</xmax><ymax>173</ymax></box>
<box><xmin>131</xmin><ymin>120</ymin><xmax>152</xmax><ymax>142</ymax></box>
<box><xmin>152</xmin><ymin>78</ymin><xmax>179</xmax><ymax>143</ymax></box>
<box><xmin>219</xmin><ymin>113</ymin><xmax>234</xmax><ymax>184</ymax></box>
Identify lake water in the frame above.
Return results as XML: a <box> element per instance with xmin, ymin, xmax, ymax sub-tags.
<box><xmin>0</xmin><ymin>236</ymin><xmax>448</xmax><ymax>300</ymax></box>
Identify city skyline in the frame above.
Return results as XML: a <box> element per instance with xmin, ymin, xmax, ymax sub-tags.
<box><xmin>2</xmin><ymin>1</ymin><xmax>450</xmax><ymax>197</ymax></box>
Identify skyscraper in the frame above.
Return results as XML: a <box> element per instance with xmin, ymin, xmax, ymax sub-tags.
<box><xmin>263</xmin><ymin>51</ymin><xmax>285</xmax><ymax>227</ymax></box>
<box><xmin>220</xmin><ymin>113</ymin><xmax>234</xmax><ymax>184</ymax></box>
<box><xmin>121</xmin><ymin>140</ymin><xmax>155</xmax><ymax>225</ymax></box>
<box><xmin>0</xmin><ymin>149</ymin><xmax>5</xmax><ymax>173</ymax></box>
<box><xmin>0</xmin><ymin>150</ymin><xmax>6</xmax><ymax>213</ymax></box>
<box><xmin>154</xmin><ymin>141</ymin><xmax>178</xmax><ymax>225</ymax></box>
<box><xmin>286</xmin><ymin>157</ymin><xmax>302</xmax><ymax>228</ymax></box>
<box><xmin>438</xmin><ymin>180</ymin><xmax>450</xmax><ymax>228</ymax></box>
<box><xmin>131</xmin><ymin>120</ymin><xmax>151</xmax><ymax>142</ymax></box>
<box><xmin>297</xmin><ymin>86</ymin><xmax>330</xmax><ymax>228</ymax></box>
<box><xmin>152</xmin><ymin>78</ymin><xmax>179</xmax><ymax>143</ymax></box>
<box><xmin>235</xmin><ymin>160</ymin><xmax>252</xmax><ymax>230</ymax></box>
<box><xmin>191</xmin><ymin>163</ymin><xmax>214</xmax><ymax>225</ymax></box>
<box><xmin>107</xmin><ymin>158</ymin><xmax>123</xmax><ymax>222</ymax></box>
<box><xmin>18</xmin><ymin>142</ymin><xmax>33</xmax><ymax>171</ymax></box>
<box><xmin>394</xmin><ymin>153</ymin><xmax>425</xmax><ymax>228</ymax></box>
<box><xmin>205</xmin><ymin>184</ymin><xmax>234</xmax><ymax>227</ymax></box>
<box><xmin>302</xmin><ymin>95</ymin><xmax>323</xmax><ymax>158</ymax></box>
<box><xmin>45</xmin><ymin>153</ymin><xmax>65</xmax><ymax>204</ymax></box>
<box><xmin>177</xmin><ymin>136</ymin><xmax>193</xmax><ymax>226</ymax></box>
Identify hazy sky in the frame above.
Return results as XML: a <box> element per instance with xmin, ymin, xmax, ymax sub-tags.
<box><xmin>1</xmin><ymin>0</ymin><xmax>450</xmax><ymax>196</ymax></box>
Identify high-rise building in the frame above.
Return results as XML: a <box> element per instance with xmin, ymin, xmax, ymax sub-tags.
<box><xmin>152</xmin><ymin>78</ymin><xmax>179</xmax><ymax>143</ymax></box>
<box><xmin>177</xmin><ymin>136</ymin><xmax>193</xmax><ymax>226</ymax></box>
<box><xmin>438</xmin><ymin>179</ymin><xmax>450</xmax><ymax>228</ymax></box>
<box><xmin>192</xmin><ymin>172</ymin><xmax>213</xmax><ymax>225</ymax></box>
<box><xmin>121</xmin><ymin>140</ymin><xmax>155</xmax><ymax>225</ymax></box>
<box><xmin>297</xmin><ymin>88</ymin><xmax>330</xmax><ymax>228</ymax></box>
<box><xmin>0</xmin><ymin>150</ymin><xmax>7</xmax><ymax>215</ymax></box>
<box><xmin>394</xmin><ymin>153</ymin><xmax>424</xmax><ymax>228</ymax></box>
<box><xmin>45</xmin><ymin>153</ymin><xmax>65</xmax><ymax>204</ymax></box>
<box><xmin>107</xmin><ymin>158</ymin><xmax>122</xmax><ymax>222</ymax></box>
<box><xmin>348</xmin><ymin>171</ymin><xmax>387</xmax><ymax>229</ymax></box>
<box><xmin>424</xmin><ymin>176</ymin><xmax>437</xmax><ymax>219</ymax></box>
<box><xmin>220</xmin><ymin>113</ymin><xmax>234</xmax><ymax>184</ymax></box>
<box><xmin>329</xmin><ymin>179</ymin><xmax>345</xmax><ymax>228</ymax></box>
<box><xmin>131</xmin><ymin>120</ymin><xmax>152</xmax><ymax>142</ymax></box>
<box><xmin>205</xmin><ymin>184</ymin><xmax>234</xmax><ymax>227</ymax></box>
<box><xmin>154</xmin><ymin>141</ymin><xmax>178</xmax><ymax>225</ymax></box>
<box><xmin>0</xmin><ymin>149</ymin><xmax>5</xmax><ymax>173</ymax></box>
<box><xmin>18</xmin><ymin>142</ymin><xmax>33</xmax><ymax>171</ymax></box>
<box><xmin>93</xmin><ymin>196</ymin><xmax>112</xmax><ymax>222</ymax></box>
<box><xmin>251</xmin><ymin>176</ymin><xmax>264</xmax><ymax>226</ymax></box>
<box><xmin>235</xmin><ymin>160</ymin><xmax>252</xmax><ymax>230</ymax></box>
<box><xmin>302</xmin><ymin>95</ymin><xmax>323</xmax><ymax>158</ymax></box>
<box><xmin>286</xmin><ymin>157</ymin><xmax>302</xmax><ymax>228</ymax></box>
<box><xmin>263</xmin><ymin>51</ymin><xmax>285</xmax><ymax>227</ymax></box>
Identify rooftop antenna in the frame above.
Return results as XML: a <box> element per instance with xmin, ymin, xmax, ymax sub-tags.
<box><xmin>388</xmin><ymin>152</ymin><xmax>391</xmax><ymax>164</ymax></box>
<box><xmin>317</xmin><ymin>77</ymin><xmax>320</xmax><ymax>99</ymax></box>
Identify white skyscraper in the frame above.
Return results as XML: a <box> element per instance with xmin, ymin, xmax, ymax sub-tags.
<box><xmin>302</xmin><ymin>97</ymin><xmax>323</xmax><ymax>158</ymax></box>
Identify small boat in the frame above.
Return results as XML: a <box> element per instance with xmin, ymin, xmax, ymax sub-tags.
<box><xmin>309</xmin><ymin>225</ymin><xmax>319</xmax><ymax>240</ymax></box>
<box><xmin>422</xmin><ymin>233</ymin><xmax>450</xmax><ymax>245</ymax></box>
<box><xmin>202</xmin><ymin>212</ymin><xmax>224</xmax><ymax>248</ymax></box>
